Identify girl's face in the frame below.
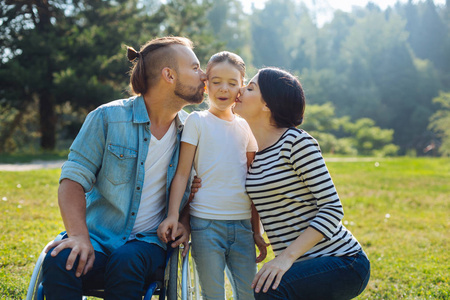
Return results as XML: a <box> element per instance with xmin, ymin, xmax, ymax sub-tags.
<box><xmin>234</xmin><ymin>73</ymin><xmax>266</xmax><ymax>121</ymax></box>
<box><xmin>206</xmin><ymin>62</ymin><xmax>243</xmax><ymax>113</ymax></box>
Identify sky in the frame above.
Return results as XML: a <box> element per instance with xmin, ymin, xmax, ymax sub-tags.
<box><xmin>243</xmin><ymin>0</ymin><xmax>447</xmax><ymax>26</ymax></box>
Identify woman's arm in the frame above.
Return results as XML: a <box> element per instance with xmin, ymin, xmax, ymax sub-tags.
<box><xmin>157</xmin><ymin>142</ymin><xmax>197</xmax><ymax>242</ymax></box>
<box><xmin>252</xmin><ymin>226</ymin><xmax>324</xmax><ymax>293</ymax></box>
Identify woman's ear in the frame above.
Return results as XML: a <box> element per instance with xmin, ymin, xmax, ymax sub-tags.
<box><xmin>262</xmin><ymin>105</ymin><xmax>271</xmax><ymax>112</ymax></box>
<box><xmin>162</xmin><ymin>67</ymin><xmax>175</xmax><ymax>83</ymax></box>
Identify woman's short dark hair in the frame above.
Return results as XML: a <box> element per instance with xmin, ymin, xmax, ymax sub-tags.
<box><xmin>257</xmin><ymin>67</ymin><xmax>305</xmax><ymax>128</ymax></box>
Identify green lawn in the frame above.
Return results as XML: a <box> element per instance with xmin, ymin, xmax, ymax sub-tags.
<box><xmin>0</xmin><ymin>157</ymin><xmax>449</xmax><ymax>299</ymax></box>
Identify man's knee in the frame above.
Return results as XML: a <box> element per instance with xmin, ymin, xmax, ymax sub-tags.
<box><xmin>43</xmin><ymin>248</ymin><xmax>73</xmax><ymax>275</ymax></box>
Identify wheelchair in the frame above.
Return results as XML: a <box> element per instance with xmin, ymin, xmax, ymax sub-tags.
<box><xmin>26</xmin><ymin>234</ymin><xmax>201</xmax><ymax>300</ymax></box>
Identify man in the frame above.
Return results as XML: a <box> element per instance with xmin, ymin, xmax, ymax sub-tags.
<box><xmin>42</xmin><ymin>36</ymin><xmax>206</xmax><ymax>299</ymax></box>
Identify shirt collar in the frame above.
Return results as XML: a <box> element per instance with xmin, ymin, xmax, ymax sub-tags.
<box><xmin>132</xmin><ymin>95</ymin><xmax>187</xmax><ymax>133</ymax></box>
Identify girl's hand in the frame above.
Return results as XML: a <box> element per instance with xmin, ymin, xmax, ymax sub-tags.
<box><xmin>252</xmin><ymin>254</ymin><xmax>295</xmax><ymax>293</ymax></box>
<box><xmin>254</xmin><ymin>233</ymin><xmax>269</xmax><ymax>263</ymax></box>
<box><xmin>157</xmin><ymin>215</ymin><xmax>178</xmax><ymax>242</ymax></box>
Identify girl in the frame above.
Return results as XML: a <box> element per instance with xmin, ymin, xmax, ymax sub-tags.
<box><xmin>234</xmin><ymin>67</ymin><xmax>370</xmax><ymax>300</ymax></box>
<box><xmin>158</xmin><ymin>51</ymin><xmax>266</xmax><ymax>300</ymax></box>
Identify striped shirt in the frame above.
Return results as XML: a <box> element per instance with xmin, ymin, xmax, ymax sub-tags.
<box><xmin>246</xmin><ymin>128</ymin><xmax>361</xmax><ymax>261</ymax></box>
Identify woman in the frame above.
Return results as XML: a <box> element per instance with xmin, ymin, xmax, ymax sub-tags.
<box><xmin>234</xmin><ymin>67</ymin><xmax>370</xmax><ymax>300</ymax></box>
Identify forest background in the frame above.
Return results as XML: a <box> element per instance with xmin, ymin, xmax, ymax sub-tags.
<box><xmin>1</xmin><ymin>0</ymin><xmax>450</xmax><ymax>157</ymax></box>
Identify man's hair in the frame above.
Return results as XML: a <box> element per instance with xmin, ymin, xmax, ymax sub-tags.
<box><xmin>258</xmin><ymin>67</ymin><xmax>305</xmax><ymax>128</ymax></box>
<box><xmin>206</xmin><ymin>51</ymin><xmax>246</xmax><ymax>83</ymax></box>
<box><xmin>127</xmin><ymin>36</ymin><xmax>193</xmax><ymax>95</ymax></box>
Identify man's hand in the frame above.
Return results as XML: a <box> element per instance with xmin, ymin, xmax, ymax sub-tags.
<box><xmin>170</xmin><ymin>221</ymin><xmax>190</xmax><ymax>257</ymax></box>
<box><xmin>44</xmin><ymin>235</ymin><xmax>95</xmax><ymax>278</ymax></box>
<box><xmin>254</xmin><ymin>233</ymin><xmax>269</xmax><ymax>263</ymax></box>
<box><xmin>188</xmin><ymin>176</ymin><xmax>202</xmax><ymax>203</ymax></box>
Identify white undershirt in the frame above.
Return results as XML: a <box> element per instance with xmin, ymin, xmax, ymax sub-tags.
<box><xmin>130</xmin><ymin>120</ymin><xmax>176</xmax><ymax>239</ymax></box>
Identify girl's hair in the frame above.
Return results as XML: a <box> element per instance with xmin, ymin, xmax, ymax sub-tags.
<box><xmin>258</xmin><ymin>67</ymin><xmax>305</xmax><ymax>128</ymax></box>
<box><xmin>127</xmin><ymin>36</ymin><xmax>193</xmax><ymax>95</ymax></box>
<box><xmin>206</xmin><ymin>51</ymin><xmax>246</xmax><ymax>83</ymax></box>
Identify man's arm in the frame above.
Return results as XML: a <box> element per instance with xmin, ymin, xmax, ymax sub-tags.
<box><xmin>44</xmin><ymin>179</ymin><xmax>95</xmax><ymax>277</ymax></box>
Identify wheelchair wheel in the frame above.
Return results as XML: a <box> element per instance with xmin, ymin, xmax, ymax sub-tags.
<box><xmin>26</xmin><ymin>249</ymin><xmax>46</xmax><ymax>300</ymax></box>
<box><xmin>166</xmin><ymin>244</ymin><xmax>200</xmax><ymax>300</ymax></box>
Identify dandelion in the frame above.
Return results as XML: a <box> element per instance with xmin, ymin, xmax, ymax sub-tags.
<box><xmin>2</xmin><ymin>197</ymin><xmax>7</xmax><ymax>201</ymax></box>
<box><xmin>344</xmin><ymin>220</ymin><xmax>349</xmax><ymax>225</ymax></box>
<box><xmin>18</xmin><ymin>205</ymin><xmax>22</xmax><ymax>208</ymax></box>
<box><xmin>17</xmin><ymin>184</ymin><xmax>22</xmax><ymax>188</ymax></box>
<box><xmin>385</xmin><ymin>213</ymin><xmax>390</xmax><ymax>218</ymax></box>
<box><xmin>375</xmin><ymin>162</ymin><xmax>380</xmax><ymax>167</ymax></box>
<box><xmin>350</xmin><ymin>221</ymin><xmax>355</xmax><ymax>226</ymax></box>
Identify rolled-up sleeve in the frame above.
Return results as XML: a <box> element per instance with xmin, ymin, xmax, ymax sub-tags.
<box><xmin>60</xmin><ymin>108</ymin><xmax>107</xmax><ymax>192</ymax></box>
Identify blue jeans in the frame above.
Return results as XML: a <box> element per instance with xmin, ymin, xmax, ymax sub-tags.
<box><xmin>190</xmin><ymin>216</ymin><xmax>256</xmax><ymax>300</ymax></box>
<box><xmin>254</xmin><ymin>250</ymin><xmax>370</xmax><ymax>300</ymax></box>
<box><xmin>42</xmin><ymin>239</ymin><xmax>166</xmax><ymax>300</ymax></box>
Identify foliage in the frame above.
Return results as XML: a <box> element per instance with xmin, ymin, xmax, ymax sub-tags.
<box><xmin>302</xmin><ymin>103</ymin><xmax>399</xmax><ymax>156</ymax></box>
<box><xmin>428</xmin><ymin>92</ymin><xmax>450</xmax><ymax>156</ymax></box>
<box><xmin>0</xmin><ymin>0</ymin><xmax>220</xmax><ymax>152</ymax></box>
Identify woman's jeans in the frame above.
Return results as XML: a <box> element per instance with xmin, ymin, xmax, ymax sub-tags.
<box><xmin>42</xmin><ymin>239</ymin><xmax>166</xmax><ymax>300</ymax></box>
<box><xmin>190</xmin><ymin>216</ymin><xmax>256</xmax><ymax>300</ymax></box>
<box><xmin>254</xmin><ymin>250</ymin><xmax>370</xmax><ymax>300</ymax></box>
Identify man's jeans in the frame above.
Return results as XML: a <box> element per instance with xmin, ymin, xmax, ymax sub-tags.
<box><xmin>190</xmin><ymin>216</ymin><xmax>256</xmax><ymax>300</ymax></box>
<box><xmin>254</xmin><ymin>250</ymin><xmax>370</xmax><ymax>300</ymax></box>
<box><xmin>42</xmin><ymin>240</ymin><xmax>166</xmax><ymax>300</ymax></box>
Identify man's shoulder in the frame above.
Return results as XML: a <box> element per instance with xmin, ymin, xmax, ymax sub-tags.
<box><xmin>97</xmin><ymin>96</ymin><xmax>136</xmax><ymax>111</ymax></box>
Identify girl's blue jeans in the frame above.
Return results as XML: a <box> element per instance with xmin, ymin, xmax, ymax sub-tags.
<box><xmin>190</xmin><ymin>216</ymin><xmax>257</xmax><ymax>300</ymax></box>
<box><xmin>254</xmin><ymin>250</ymin><xmax>370</xmax><ymax>300</ymax></box>
<box><xmin>42</xmin><ymin>239</ymin><xmax>166</xmax><ymax>300</ymax></box>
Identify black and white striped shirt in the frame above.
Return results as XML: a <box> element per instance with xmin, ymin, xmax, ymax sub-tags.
<box><xmin>246</xmin><ymin>128</ymin><xmax>361</xmax><ymax>261</ymax></box>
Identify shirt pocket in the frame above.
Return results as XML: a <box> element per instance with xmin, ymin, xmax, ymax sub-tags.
<box><xmin>104</xmin><ymin>144</ymin><xmax>138</xmax><ymax>185</ymax></box>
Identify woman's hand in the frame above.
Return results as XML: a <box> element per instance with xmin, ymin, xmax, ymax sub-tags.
<box><xmin>252</xmin><ymin>254</ymin><xmax>295</xmax><ymax>293</ymax></box>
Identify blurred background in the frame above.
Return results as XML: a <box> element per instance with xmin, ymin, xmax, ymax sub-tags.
<box><xmin>1</xmin><ymin>0</ymin><xmax>449</xmax><ymax>157</ymax></box>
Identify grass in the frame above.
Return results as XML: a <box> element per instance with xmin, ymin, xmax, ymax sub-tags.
<box><xmin>0</xmin><ymin>150</ymin><xmax>69</xmax><ymax>164</ymax></box>
<box><xmin>0</xmin><ymin>157</ymin><xmax>449</xmax><ymax>299</ymax></box>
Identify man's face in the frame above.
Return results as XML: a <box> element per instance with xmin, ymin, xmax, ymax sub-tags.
<box><xmin>173</xmin><ymin>46</ymin><xmax>207</xmax><ymax>104</ymax></box>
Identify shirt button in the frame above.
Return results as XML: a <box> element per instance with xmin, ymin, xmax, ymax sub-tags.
<box><xmin>120</xmin><ymin>154</ymin><xmax>123</xmax><ymax>158</ymax></box>
<box><xmin>136</xmin><ymin>187</ymin><xmax>140</xmax><ymax>190</ymax></box>
<box><xmin>131</xmin><ymin>212</ymin><xmax>135</xmax><ymax>216</ymax></box>
<box><xmin>122</xmin><ymin>237</ymin><xmax>126</xmax><ymax>240</ymax></box>
<box><xmin>169</xmin><ymin>164</ymin><xmax>173</xmax><ymax>167</ymax></box>
<box><xmin>141</xmin><ymin>162</ymin><xmax>144</xmax><ymax>165</ymax></box>
<box><xmin>144</xmin><ymin>138</ymin><xmax>148</xmax><ymax>141</ymax></box>
<box><xmin>147</xmin><ymin>122</ymin><xmax>150</xmax><ymax>125</ymax></box>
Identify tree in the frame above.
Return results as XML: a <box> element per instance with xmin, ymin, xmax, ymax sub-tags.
<box><xmin>428</xmin><ymin>92</ymin><xmax>450</xmax><ymax>156</ymax></box>
<box><xmin>0</xmin><ymin>0</ymin><xmax>220</xmax><ymax>152</ymax></box>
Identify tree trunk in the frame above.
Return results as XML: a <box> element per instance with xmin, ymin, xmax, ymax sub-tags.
<box><xmin>39</xmin><ymin>90</ymin><xmax>56</xmax><ymax>150</ymax></box>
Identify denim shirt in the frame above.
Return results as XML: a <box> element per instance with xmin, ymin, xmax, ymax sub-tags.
<box><xmin>59</xmin><ymin>96</ymin><xmax>191</xmax><ymax>255</ymax></box>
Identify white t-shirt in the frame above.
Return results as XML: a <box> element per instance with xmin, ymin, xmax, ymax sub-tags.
<box><xmin>181</xmin><ymin>110</ymin><xmax>257</xmax><ymax>220</ymax></box>
<box><xmin>130</xmin><ymin>120</ymin><xmax>177</xmax><ymax>239</ymax></box>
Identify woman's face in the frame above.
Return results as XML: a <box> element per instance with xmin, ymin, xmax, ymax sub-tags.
<box><xmin>234</xmin><ymin>73</ymin><xmax>266</xmax><ymax>121</ymax></box>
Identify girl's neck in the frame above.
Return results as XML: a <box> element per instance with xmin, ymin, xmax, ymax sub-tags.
<box><xmin>208</xmin><ymin>106</ymin><xmax>234</xmax><ymax>122</ymax></box>
<box><xmin>247</xmin><ymin>119</ymin><xmax>288</xmax><ymax>152</ymax></box>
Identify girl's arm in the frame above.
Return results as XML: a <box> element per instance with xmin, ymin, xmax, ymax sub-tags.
<box><xmin>247</xmin><ymin>152</ymin><xmax>269</xmax><ymax>263</ymax></box>
<box><xmin>157</xmin><ymin>142</ymin><xmax>197</xmax><ymax>242</ymax></box>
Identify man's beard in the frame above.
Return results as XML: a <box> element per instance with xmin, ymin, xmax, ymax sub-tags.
<box><xmin>174</xmin><ymin>80</ymin><xmax>204</xmax><ymax>104</ymax></box>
